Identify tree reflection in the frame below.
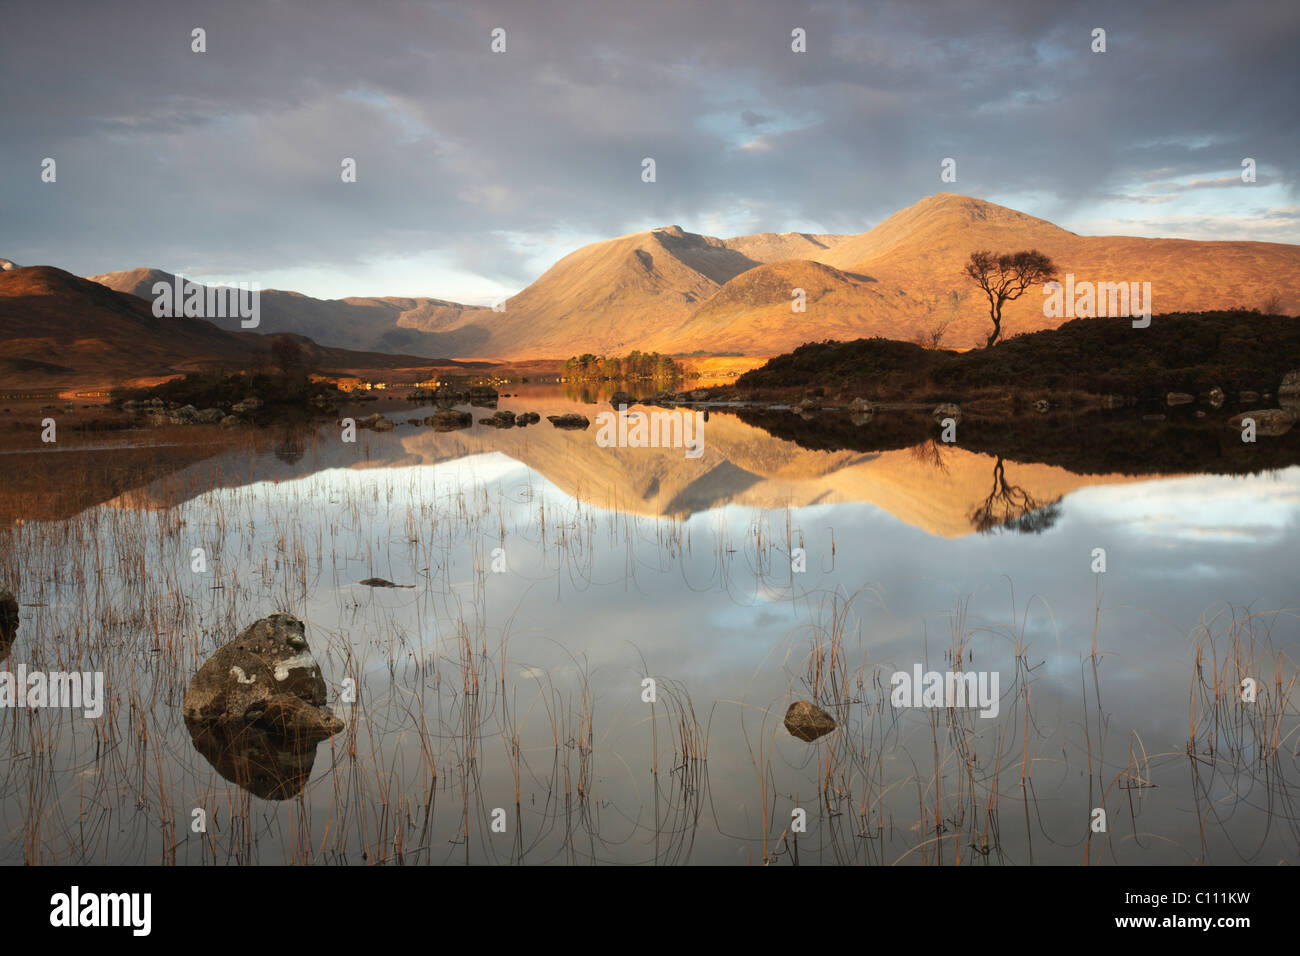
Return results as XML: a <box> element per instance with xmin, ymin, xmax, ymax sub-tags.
<box><xmin>969</xmin><ymin>456</ymin><xmax>1062</xmax><ymax>534</ymax></box>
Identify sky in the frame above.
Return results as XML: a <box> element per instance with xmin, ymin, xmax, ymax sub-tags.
<box><xmin>2</xmin><ymin>0</ymin><xmax>1297</xmax><ymax>303</ymax></box>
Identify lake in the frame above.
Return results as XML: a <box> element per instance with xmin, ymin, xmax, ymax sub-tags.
<box><xmin>1</xmin><ymin>387</ymin><xmax>1296</xmax><ymax>865</ymax></box>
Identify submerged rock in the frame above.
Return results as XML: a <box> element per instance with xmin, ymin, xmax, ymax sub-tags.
<box><xmin>784</xmin><ymin>701</ymin><xmax>837</xmax><ymax>742</ymax></box>
<box><xmin>547</xmin><ymin>413</ymin><xmax>591</xmax><ymax>430</ymax></box>
<box><xmin>182</xmin><ymin>613</ymin><xmax>344</xmax><ymax>742</ymax></box>
<box><xmin>1165</xmin><ymin>392</ymin><xmax>1194</xmax><ymax>407</ymax></box>
<box><xmin>186</xmin><ymin>718</ymin><xmax>324</xmax><ymax>801</ymax></box>
<box><xmin>516</xmin><ymin>411</ymin><xmax>541</xmax><ymax>425</ymax></box>
<box><xmin>359</xmin><ymin>578</ymin><xmax>413</xmax><ymax>588</ymax></box>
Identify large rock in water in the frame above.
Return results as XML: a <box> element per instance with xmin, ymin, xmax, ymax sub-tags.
<box><xmin>784</xmin><ymin>701</ymin><xmax>837</xmax><ymax>742</ymax></box>
<box><xmin>183</xmin><ymin>614</ymin><xmax>344</xmax><ymax>741</ymax></box>
<box><xmin>1228</xmin><ymin>409</ymin><xmax>1294</xmax><ymax>437</ymax></box>
<box><xmin>1279</xmin><ymin>370</ymin><xmax>1300</xmax><ymax>417</ymax></box>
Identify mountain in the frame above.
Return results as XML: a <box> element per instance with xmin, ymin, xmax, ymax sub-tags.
<box><xmin>0</xmin><ymin>266</ymin><xmax>255</xmax><ymax>386</ymax></box>
<box><xmin>0</xmin><ymin>266</ymin><xmax>479</xmax><ymax>389</ymax></box>
<box><xmin>75</xmin><ymin>194</ymin><xmax>1300</xmax><ymax>360</ymax></box>
<box><xmin>648</xmin><ymin>194</ymin><xmax>1300</xmax><ymax>354</ymax></box>
<box><xmin>440</xmin><ymin>226</ymin><xmax>848</xmax><ymax>359</ymax></box>
<box><xmin>86</xmin><ymin>267</ymin><xmax>494</xmax><ymax>357</ymax></box>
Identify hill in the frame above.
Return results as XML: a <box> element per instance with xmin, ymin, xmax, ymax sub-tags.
<box><xmin>86</xmin><ymin>267</ymin><xmax>493</xmax><ymax>357</ymax></box>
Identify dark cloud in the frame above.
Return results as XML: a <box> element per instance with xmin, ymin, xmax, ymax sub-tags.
<box><xmin>0</xmin><ymin>0</ymin><xmax>1295</xmax><ymax>298</ymax></box>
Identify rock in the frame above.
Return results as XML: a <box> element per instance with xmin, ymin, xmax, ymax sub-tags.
<box><xmin>609</xmin><ymin>392</ymin><xmax>638</xmax><ymax>408</ymax></box>
<box><xmin>1229</xmin><ymin>409</ymin><xmax>1294</xmax><ymax>437</ymax></box>
<box><xmin>196</xmin><ymin>407</ymin><xmax>224</xmax><ymax>424</ymax></box>
<box><xmin>431</xmin><ymin>410</ymin><xmax>472</xmax><ymax>432</ymax></box>
<box><xmin>849</xmin><ymin>397</ymin><xmax>874</xmax><ymax>412</ymax></box>
<box><xmin>690</xmin><ymin>390</ymin><xmax>709</xmax><ymax>401</ymax></box>
<box><xmin>0</xmin><ymin>585</ymin><xmax>17</xmax><ymax>661</ymax></box>
<box><xmin>1201</xmin><ymin>387</ymin><xmax>1226</xmax><ymax>409</ymax></box>
<box><xmin>516</xmin><ymin>411</ymin><xmax>541</xmax><ymax>424</ymax></box>
<box><xmin>1195</xmin><ymin>410</ymin><xmax>1206</xmax><ymax>418</ymax></box>
<box><xmin>220</xmin><ymin>415</ymin><xmax>242</xmax><ymax>428</ymax></box>
<box><xmin>370</xmin><ymin>416</ymin><xmax>394</xmax><ymax>432</ymax></box>
<box><xmin>1280</xmin><ymin>371</ymin><xmax>1300</xmax><ymax>415</ymax></box>
<box><xmin>186</xmin><ymin>718</ymin><xmax>323</xmax><ymax>801</ymax></box>
<box><xmin>231</xmin><ymin>396</ymin><xmax>263</xmax><ymax>414</ymax></box>
<box><xmin>1165</xmin><ymin>392</ymin><xmax>1194</xmax><ymax>407</ymax></box>
<box><xmin>1239</xmin><ymin>390</ymin><xmax>1259</xmax><ymax>404</ymax></box>
<box><xmin>358</xmin><ymin>578</ymin><xmax>413</xmax><ymax>588</ymax></box>
<box><xmin>491</xmin><ymin>409</ymin><xmax>516</xmax><ymax>426</ymax></box>
<box><xmin>784</xmin><ymin>701</ymin><xmax>837</xmax><ymax>742</ymax></box>
<box><xmin>797</xmin><ymin>397</ymin><xmax>820</xmax><ymax>412</ymax></box>
<box><xmin>850</xmin><ymin>413</ymin><xmax>873</xmax><ymax>426</ymax></box>
<box><xmin>171</xmin><ymin>404</ymin><xmax>200</xmax><ymax>424</ymax></box>
<box><xmin>1033</xmin><ymin>399</ymin><xmax>1051</xmax><ymax>413</ymax></box>
<box><xmin>932</xmin><ymin>403</ymin><xmax>961</xmax><ymax>424</ymax></box>
<box><xmin>406</xmin><ymin>418</ymin><xmax>422</xmax><ymax>426</ymax></box>
<box><xmin>547</xmin><ymin>413</ymin><xmax>591</xmax><ymax>430</ymax></box>
<box><xmin>182</xmin><ymin>614</ymin><xmax>345</xmax><ymax>742</ymax></box>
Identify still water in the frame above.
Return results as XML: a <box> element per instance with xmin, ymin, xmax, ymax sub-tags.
<box><xmin>1</xmin><ymin>391</ymin><xmax>1297</xmax><ymax>864</ymax></box>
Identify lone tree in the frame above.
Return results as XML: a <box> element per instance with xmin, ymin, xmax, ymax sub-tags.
<box><xmin>269</xmin><ymin>334</ymin><xmax>304</xmax><ymax>376</ymax></box>
<box><xmin>964</xmin><ymin>249</ymin><xmax>1057</xmax><ymax>347</ymax></box>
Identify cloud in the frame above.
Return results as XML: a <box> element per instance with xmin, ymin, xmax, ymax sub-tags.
<box><xmin>1</xmin><ymin>0</ymin><xmax>1295</xmax><ymax>300</ymax></box>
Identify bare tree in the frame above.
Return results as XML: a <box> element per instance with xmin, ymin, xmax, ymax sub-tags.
<box><xmin>269</xmin><ymin>334</ymin><xmax>304</xmax><ymax>376</ymax></box>
<box><xmin>965</xmin><ymin>250</ymin><xmax>1057</xmax><ymax>347</ymax></box>
<box><xmin>968</xmin><ymin>456</ymin><xmax>1062</xmax><ymax>534</ymax></box>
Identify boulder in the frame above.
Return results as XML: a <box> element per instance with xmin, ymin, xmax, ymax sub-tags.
<box><xmin>182</xmin><ymin>613</ymin><xmax>344</xmax><ymax>742</ymax></box>
<box><xmin>1200</xmin><ymin>387</ymin><xmax>1226</xmax><ymax>409</ymax></box>
<box><xmin>370</xmin><ymin>416</ymin><xmax>394</xmax><ymax>432</ymax></box>
<box><xmin>784</xmin><ymin>701</ymin><xmax>837</xmax><ymax>742</ymax></box>
<box><xmin>690</xmin><ymin>390</ymin><xmax>709</xmax><ymax>401</ymax></box>
<box><xmin>797</xmin><ymin>397</ymin><xmax>820</xmax><ymax>412</ymax></box>
<box><xmin>1280</xmin><ymin>371</ymin><xmax>1300</xmax><ymax>416</ymax></box>
<box><xmin>231</xmin><ymin>396</ymin><xmax>263</xmax><ymax>414</ymax></box>
<box><xmin>1165</xmin><ymin>392</ymin><xmax>1194</xmax><ymax>407</ymax></box>
<box><xmin>196</xmin><ymin>407</ymin><xmax>224</xmax><ymax>424</ymax></box>
<box><xmin>1229</xmin><ymin>409</ymin><xmax>1294</xmax><ymax>437</ymax></box>
<box><xmin>1033</xmin><ymin>399</ymin><xmax>1051</xmax><ymax>413</ymax></box>
<box><xmin>547</xmin><ymin>413</ymin><xmax>591</xmax><ymax>430</ymax></box>
<box><xmin>609</xmin><ymin>392</ymin><xmax>638</xmax><ymax>408</ymax></box>
<box><xmin>431</xmin><ymin>410</ymin><xmax>472</xmax><ymax>432</ymax></box>
<box><xmin>932</xmin><ymin>402</ymin><xmax>962</xmax><ymax>424</ymax></box>
<box><xmin>849</xmin><ymin>397</ymin><xmax>874</xmax><ymax>412</ymax></box>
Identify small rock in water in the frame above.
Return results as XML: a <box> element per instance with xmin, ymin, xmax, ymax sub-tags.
<box><xmin>547</xmin><ymin>413</ymin><xmax>591</xmax><ymax>430</ymax></box>
<box><xmin>784</xmin><ymin>701</ymin><xmax>837</xmax><ymax>742</ymax></box>
<box><xmin>358</xmin><ymin>577</ymin><xmax>414</xmax><ymax>588</ymax></box>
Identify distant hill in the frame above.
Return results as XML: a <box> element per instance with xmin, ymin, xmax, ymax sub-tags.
<box><xmin>86</xmin><ymin>267</ymin><xmax>493</xmax><ymax>357</ymax></box>
<box><xmin>0</xmin><ymin>266</ymin><xmax>477</xmax><ymax>389</ymax></box>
